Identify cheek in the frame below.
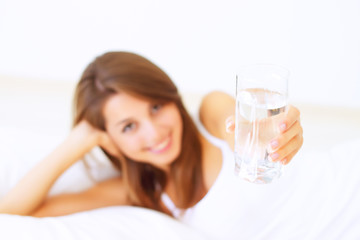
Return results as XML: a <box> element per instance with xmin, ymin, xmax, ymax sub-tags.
<box><xmin>166</xmin><ymin>109</ymin><xmax>183</xmax><ymax>143</ymax></box>
<box><xmin>111</xmin><ymin>134</ymin><xmax>143</xmax><ymax>157</ymax></box>
<box><xmin>173</xmin><ymin>110</ymin><xmax>183</xmax><ymax>132</ymax></box>
<box><xmin>176</xmin><ymin>115</ymin><xmax>183</xmax><ymax>141</ymax></box>
<box><xmin>162</xmin><ymin>106</ymin><xmax>183</xmax><ymax>128</ymax></box>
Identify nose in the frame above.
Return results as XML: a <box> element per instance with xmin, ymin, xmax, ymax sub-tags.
<box><xmin>141</xmin><ymin>119</ymin><xmax>161</xmax><ymax>145</ymax></box>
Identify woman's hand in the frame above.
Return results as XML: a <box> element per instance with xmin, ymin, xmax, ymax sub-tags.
<box><xmin>73</xmin><ymin>120</ymin><xmax>119</xmax><ymax>157</ymax></box>
<box><xmin>225</xmin><ymin>105</ymin><xmax>303</xmax><ymax>165</ymax></box>
<box><xmin>267</xmin><ymin>105</ymin><xmax>303</xmax><ymax>165</ymax></box>
<box><xmin>0</xmin><ymin>120</ymin><xmax>119</xmax><ymax>216</ymax></box>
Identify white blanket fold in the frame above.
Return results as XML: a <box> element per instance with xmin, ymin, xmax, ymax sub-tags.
<box><xmin>1</xmin><ymin>126</ymin><xmax>360</xmax><ymax>239</ymax></box>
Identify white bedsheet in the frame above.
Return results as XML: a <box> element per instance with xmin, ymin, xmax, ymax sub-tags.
<box><xmin>235</xmin><ymin>139</ymin><xmax>360</xmax><ymax>239</ymax></box>
<box><xmin>1</xmin><ymin>125</ymin><xmax>360</xmax><ymax>239</ymax></box>
<box><xmin>167</xmin><ymin>138</ymin><xmax>360</xmax><ymax>240</ymax></box>
<box><xmin>0</xmin><ymin>206</ymin><xmax>209</xmax><ymax>240</ymax></box>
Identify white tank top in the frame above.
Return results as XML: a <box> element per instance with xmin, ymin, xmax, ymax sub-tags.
<box><xmin>161</xmin><ymin>116</ymin><xmax>242</xmax><ymax>236</ymax></box>
<box><xmin>162</xmin><ymin>119</ymin><xmax>360</xmax><ymax>239</ymax></box>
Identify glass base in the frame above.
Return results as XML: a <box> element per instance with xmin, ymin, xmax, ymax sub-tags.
<box><xmin>234</xmin><ymin>163</ymin><xmax>282</xmax><ymax>184</ymax></box>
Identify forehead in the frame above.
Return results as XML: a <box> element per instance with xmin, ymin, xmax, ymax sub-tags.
<box><xmin>103</xmin><ymin>92</ymin><xmax>150</xmax><ymax>124</ymax></box>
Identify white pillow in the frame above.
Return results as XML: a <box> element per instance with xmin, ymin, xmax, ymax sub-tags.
<box><xmin>0</xmin><ymin>127</ymin><xmax>209</xmax><ymax>240</ymax></box>
<box><xmin>0</xmin><ymin>206</ymin><xmax>209</xmax><ymax>240</ymax></box>
<box><xmin>0</xmin><ymin>126</ymin><xmax>119</xmax><ymax>198</ymax></box>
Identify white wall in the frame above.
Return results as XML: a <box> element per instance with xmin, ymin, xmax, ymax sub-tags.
<box><xmin>0</xmin><ymin>0</ymin><xmax>359</xmax><ymax>107</ymax></box>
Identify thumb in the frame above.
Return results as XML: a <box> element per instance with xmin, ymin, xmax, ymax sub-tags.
<box><xmin>225</xmin><ymin>115</ymin><xmax>235</xmax><ymax>133</ymax></box>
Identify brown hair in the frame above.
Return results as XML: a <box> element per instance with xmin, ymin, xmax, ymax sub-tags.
<box><xmin>73</xmin><ymin>52</ymin><xmax>205</xmax><ymax>213</ymax></box>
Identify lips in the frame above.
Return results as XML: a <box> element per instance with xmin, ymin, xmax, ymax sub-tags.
<box><xmin>148</xmin><ymin>135</ymin><xmax>172</xmax><ymax>154</ymax></box>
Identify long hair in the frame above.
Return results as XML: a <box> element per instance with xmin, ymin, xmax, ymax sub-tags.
<box><xmin>72</xmin><ymin>52</ymin><xmax>205</xmax><ymax>213</ymax></box>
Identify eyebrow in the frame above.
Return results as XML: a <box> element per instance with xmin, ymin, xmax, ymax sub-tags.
<box><xmin>115</xmin><ymin>118</ymin><xmax>132</xmax><ymax>127</ymax></box>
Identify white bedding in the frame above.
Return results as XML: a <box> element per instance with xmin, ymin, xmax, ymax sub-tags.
<box><xmin>1</xmin><ymin>77</ymin><xmax>360</xmax><ymax>239</ymax></box>
<box><xmin>1</xmin><ymin>126</ymin><xmax>360</xmax><ymax>239</ymax></box>
<box><xmin>0</xmin><ymin>207</ymin><xmax>208</xmax><ymax>240</ymax></box>
<box><xmin>0</xmin><ymin>126</ymin><xmax>210</xmax><ymax>239</ymax></box>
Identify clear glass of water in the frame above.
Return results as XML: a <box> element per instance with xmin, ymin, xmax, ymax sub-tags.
<box><xmin>234</xmin><ymin>64</ymin><xmax>289</xmax><ymax>184</ymax></box>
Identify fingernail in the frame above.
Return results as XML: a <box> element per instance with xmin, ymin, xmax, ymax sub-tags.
<box><xmin>225</xmin><ymin>118</ymin><xmax>233</xmax><ymax>133</ymax></box>
<box><xmin>270</xmin><ymin>140</ymin><xmax>279</xmax><ymax>149</ymax></box>
<box><xmin>269</xmin><ymin>152</ymin><xmax>279</xmax><ymax>162</ymax></box>
<box><xmin>280</xmin><ymin>123</ymin><xmax>287</xmax><ymax>132</ymax></box>
<box><xmin>282</xmin><ymin>158</ymin><xmax>288</xmax><ymax>165</ymax></box>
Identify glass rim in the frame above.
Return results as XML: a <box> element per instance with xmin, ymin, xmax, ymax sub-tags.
<box><xmin>236</xmin><ymin>63</ymin><xmax>290</xmax><ymax>77</ymax></box>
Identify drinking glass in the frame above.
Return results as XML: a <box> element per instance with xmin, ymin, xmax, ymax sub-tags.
<box><xmin>234</xmin><ymin>64</ymin><xmax>289</xmax><ymax>184</ymax></box>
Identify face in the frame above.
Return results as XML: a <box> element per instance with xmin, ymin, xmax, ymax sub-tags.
<box><xmin>103</xmin><ymin>92</ymin><xmax>183</xmax><ymax>172</ymax></box>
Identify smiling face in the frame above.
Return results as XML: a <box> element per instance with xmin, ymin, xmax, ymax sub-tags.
<box><xmin>103</xmin><ymin>92</ymin><xmax>183</xmax><ymax>171</ymax></box>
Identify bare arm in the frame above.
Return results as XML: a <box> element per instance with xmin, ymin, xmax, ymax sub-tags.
<box><xmin>199</xmin><ymin>91</ymin><xmax>236</xmax><ymax>146</ymax></box>
<box><xmin>31</xmin><ymin>177</ymin><xmax>129</xmax><ymax>217</ymax></box>
<box><xmin>199</xmin><ymin>90</ymin><xmax>303</xmax><ymax>165</ymax></box>
<box><xmin>0</xmin><ymin>121</ymin><xmax>113</xmax><ymax>216</ymax></box>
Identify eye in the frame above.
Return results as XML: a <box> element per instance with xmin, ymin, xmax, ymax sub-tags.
<box><xmin>151</xmin><ymin>103</ymin><xmax>163</xmax><ymax>114</ymax></box>
<box><xmin>122</xmin><ymin>122</ymin><xmax>136</xmax><ymax>133</ymax></box>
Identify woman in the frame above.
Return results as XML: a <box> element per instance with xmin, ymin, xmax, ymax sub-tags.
<box><xmin>0</xmin><ymin>52</ymin><xmax>303</xmax><ymax>218</ymax></box>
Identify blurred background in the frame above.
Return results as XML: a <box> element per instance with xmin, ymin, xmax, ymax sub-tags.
<box><xmin>0</xmin><ymin>0</ymin><xmax>359</xmax><ymax>107</ymax></box>
<box><xmin>1</xmin><ymin>1</ymin><xmax>360</xmax><ymax>234</ymax></box>
<box><xmin>0</xmin><ymin>0</ymin><xmax>359</xmax><ymax>153</ymax></box>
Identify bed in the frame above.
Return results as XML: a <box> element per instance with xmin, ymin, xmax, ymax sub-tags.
<box><xmin>1</xmin><ymin>76</ymin><xmax>360</xmax><ymax>239</ymax></box>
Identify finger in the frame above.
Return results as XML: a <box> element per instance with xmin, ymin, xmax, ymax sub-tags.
<box><xmin>270</xmin><ymin>120</ymin><xmax>303</xmax><ymax>152</ymax></box>
<box><xmin>281</xmin><ymin>149</ymin><xmax>298</xmax><ymax>165</ymax></box>
<box><xmin>100</xmin><ymin>133</ymin><xmax>120</xmax><ymax>157</ymax></box>
<box><xmin>269</xmin><ymin>133</ymin><xmax>303</xmax><ymax>164</ymax></box>
<box><xmin>279</xmin><ymin>105</ymin><xmax>300</xmax><ymax>133</ymax></box>
<box><xmin>281</xmin><ymin>135</ymin><xmax>304</xmax><ymax>165</ymax></box>
<box><xmin>225</xmin><ymin>115</ymin><xmax>235</xmax><ymax>133</ymax></box>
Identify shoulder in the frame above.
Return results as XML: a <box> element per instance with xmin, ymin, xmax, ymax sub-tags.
<box><xmin>200</xmin><ymin>91</ymin><xmax>234</xmax><ymax>108</ymax></box>
<box><xmin>199</xmin><ymin>91</ymin><xmax>235</xmax><ymax>141</ymax></box>
<box><xmin>198</xmin><ymin>91</ymin><xmax>236</xmax><ymax>189</ymax></box>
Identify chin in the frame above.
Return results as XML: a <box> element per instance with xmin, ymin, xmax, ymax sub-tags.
<box><xmin>153</xmin><ymin>146</ymin><xmax>181</xmax><ymax>170</ymax></box>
